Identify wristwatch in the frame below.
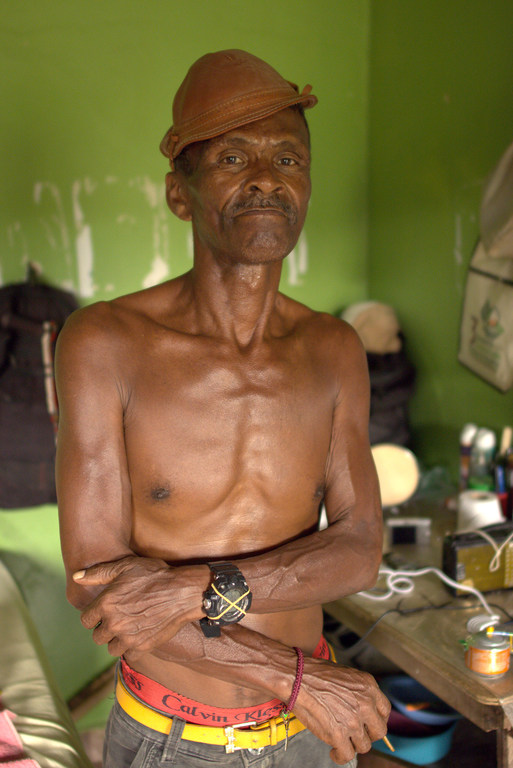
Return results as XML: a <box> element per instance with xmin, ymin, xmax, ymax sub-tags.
<box><xmin>200</xmin><ymin>562</ymin><xmax>252</xmax><ymax>637</ymax></box>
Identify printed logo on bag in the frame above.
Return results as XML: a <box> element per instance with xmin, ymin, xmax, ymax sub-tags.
<box><xmin>481</xmin><ymin>300</ymin><xmax>504</xmax><ymax>339</ymax></box>
<box><xmin>468</xmin><ymin>303</ymin><xmax>501</xmax><ymax>374</ymax></box>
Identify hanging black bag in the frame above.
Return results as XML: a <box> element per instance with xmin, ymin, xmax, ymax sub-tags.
<box><xmin>0</xmin><ymin>275</ymin><xmax>78</xmax><ymax>508</ymax></box>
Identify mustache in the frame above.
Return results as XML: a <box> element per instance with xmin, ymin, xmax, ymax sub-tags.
<box><xmin>230</xmin><ymin>195</ymin><xmax>296</xmax><ymax>219</ymax></box>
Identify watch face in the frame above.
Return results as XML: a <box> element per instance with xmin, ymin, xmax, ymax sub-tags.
<box><xmin>222</xmin><ymin>587</ymin><xmax>249</xmax><ymax>622</ymax></box>
<box><xmin>203</xmin><ymin>564</ymin><xmax>252</xmax><ymax>625</ymax></box>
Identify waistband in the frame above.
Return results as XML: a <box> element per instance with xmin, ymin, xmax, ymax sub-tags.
<box><xmin>116</xmin><ymin>675</ymin><xmax>306</xmax><ymax>753</ymax></box>
<box><xmin>120</xmin><ymin>635</ymin><xmax>332</xmax><ymax>726</ymax></box>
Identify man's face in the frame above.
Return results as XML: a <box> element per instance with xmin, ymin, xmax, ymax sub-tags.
<box><xmin>170</xmin><ymin>108</ymin><xmax>311</xmax><ymax>266</ymax></box>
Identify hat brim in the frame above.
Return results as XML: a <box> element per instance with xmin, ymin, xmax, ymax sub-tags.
<box><xmin>160</xmin><ymin>87</ymin><xmax>317</xmax><ymax>161</ymax></box>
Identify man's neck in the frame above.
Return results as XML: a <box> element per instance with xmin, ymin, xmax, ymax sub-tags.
<box><xmin>187</xmin><ymin>255</ymin><xmax>284</xmax><ymax>349</ymax></box>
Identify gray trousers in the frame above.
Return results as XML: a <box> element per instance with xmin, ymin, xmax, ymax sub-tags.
<box><xmin>103</xmin><ymin>700</ymin><xmax>358</xmax><ymax>768</ymax></box>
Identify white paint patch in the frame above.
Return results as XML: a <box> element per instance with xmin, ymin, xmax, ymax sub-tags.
<box><xmin>142</xmin><ymin>255</ymin><xmax>170</xmax><ymax>288</ymax></box>
<box><xmin>287</xmin><ymin>232</ymin><xmax>309</xmax><ymax>286</ymax></box>
<box><xmin>186</xmin><ymin>230</ymin><xmax>194</xmax><ymax>260</ymax></box>
<box><xmin>137</xmin><ymin>176</ymin><xmax>160</xmax><ymax>210</ymax></box>
<box><xmin>116</xmin><ymin>213</ymin><xmax>137</xmax><ymax>225</ymax></box>
<box><xmin>133</xmin><ymin>176</ymin><xmax>172</xmax><ymax>289</ymax></box>
<box><xmin>34</xmin><ymin>182</ymin><xmax>72</xmax><ymax>269</ymax></box>
<box><xmin>71</xmin><ymin>180</ymin><xmax>96</xmax><ymax>298</ymax></box>
<box><xmin>5</xmin><ymin>222</ymin><xmax>30</xmax><ymax>279</ymax></box>
<box><xmin>60</xmin><ymin>279</ymin><xmax>75</xmax><ymax>293</ymax></box>
<box><xmin>453</xmin><ymin>213</ymin><xmax>463</xmax><ymax>265</ymax></box>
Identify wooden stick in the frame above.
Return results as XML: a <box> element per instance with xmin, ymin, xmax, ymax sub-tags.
<box><xmin>383</xmin><ymin>734</ymin><xmax>395</xmax><ymax>752</ymax></box>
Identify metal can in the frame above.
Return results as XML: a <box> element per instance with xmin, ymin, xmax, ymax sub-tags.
<box><xmin>465</xmin><ymin>632</ymin><xmax>511</xmax><ymax>678</ymax></box>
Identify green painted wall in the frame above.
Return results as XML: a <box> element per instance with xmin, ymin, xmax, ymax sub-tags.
<box><xmin>1</xmin><ymin>0</ymin><xmax>370</xmax><ymax>312</ymax></box>
<box><xmin>367</xmin><ymin>1</ymin><xmax>513</xmax><ymax>477</ymax></box>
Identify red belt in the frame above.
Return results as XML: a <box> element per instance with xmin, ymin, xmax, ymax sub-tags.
<box><xmin>120</xmin><ymin>636</ymin><xmax>332</xmax><ymax>727</ymax></box>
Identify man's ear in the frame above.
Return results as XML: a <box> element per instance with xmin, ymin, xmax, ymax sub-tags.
<box><xmin>165</xmin><ymin>172</ymin><xmax>192</xmax><ymax>221</ymax></box>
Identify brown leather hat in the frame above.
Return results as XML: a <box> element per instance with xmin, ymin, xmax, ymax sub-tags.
<box><xmin>160</xmin><ymin>50</ymin><xmax>317</xmax><ymax>167</ymax></box>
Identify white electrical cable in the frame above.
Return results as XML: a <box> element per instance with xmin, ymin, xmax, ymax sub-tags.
<box><xmin>359</xmin><ymin>566</ymin><xmax>501</xmax><ymax>622</ymax></box>
<box><xmin>456</xmin><ymin>528</ymin><xmax>513</xmax><ymax>572</ymax></box>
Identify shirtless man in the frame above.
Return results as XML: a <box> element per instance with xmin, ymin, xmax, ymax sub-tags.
<box><xmin>56</xmin><ymin>50</ymin><xmax>390</xmax><ymax>767</ymax></box>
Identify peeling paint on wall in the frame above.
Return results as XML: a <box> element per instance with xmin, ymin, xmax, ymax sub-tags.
<box><xmin>142</xmin><ymin>255</ymin><xmax>170</xmax><ymax>288</ymax></box>
<box><xmin>72</xmin><ymin>179</ymin><xmax>96</xmax><ymax>298</ymax></box>
<box><xmin>2</xmin><ymin>176</ymin><xmax>174</xmax><ymax>298</ymax></box>
<box><xmin>3</xmin><ymin>176</ymin><xmax>310</xmax><ymax>298</ymax></box>
<box><xmin>287</xmin><ymin>233</ymin><xmax>309</xmax><ymax>286</ymax></box>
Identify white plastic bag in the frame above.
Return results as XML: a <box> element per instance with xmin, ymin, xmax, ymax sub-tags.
<box><xmin>459</xmin><ymin>141</ymin><xmax>513</xmax><ymax>392</ymax></box>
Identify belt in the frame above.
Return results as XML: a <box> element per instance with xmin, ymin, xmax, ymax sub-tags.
<box><xmin>116</xmin><ymin>676</ymin><xmax>306</xmax><ymax>753</ymax></box>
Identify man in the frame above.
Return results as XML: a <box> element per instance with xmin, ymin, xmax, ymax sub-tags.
<box><xmin>56</xmin><ymin>50</ymin><xmax>390</xmax><ymax>767</ymax></box>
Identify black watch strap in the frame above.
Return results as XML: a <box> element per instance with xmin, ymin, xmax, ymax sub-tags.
<box><xmin>199</xmin><ymin>617</ymin><xmax>222</xmax><ymax>637</ymax></box>
<box><xmin>200</xmin><ymin>562</ymin><xmax>252</xmax><ymax>637</ymax></box>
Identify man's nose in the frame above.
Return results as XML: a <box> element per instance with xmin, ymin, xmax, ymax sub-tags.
<box><xmin>246</xmin><ymin>161</ymin><xmax>283</xmax><ymax>194</ymax></box>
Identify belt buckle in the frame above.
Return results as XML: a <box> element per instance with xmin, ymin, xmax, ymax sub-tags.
<box><xmin>224</xmin><ymin>721</ymin><xmax>256</xmax><ymax>754</ymax></box>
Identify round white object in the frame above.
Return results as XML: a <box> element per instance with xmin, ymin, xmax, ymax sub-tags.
<box><xmin>371</xmin><ymin>444</ymin><xmax>420</xmax><ymax>507</ymax></box>
<box><xmin>457</xmin><ymin>490</ymin><xmax>504</xmax><ymax>531</ymax></box>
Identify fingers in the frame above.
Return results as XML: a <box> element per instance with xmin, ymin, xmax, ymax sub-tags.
<box><xmin>330</xmin><ymin>745</ymin><xmax>355</xmax><ymax>766</ymax></box>
<box><xmin>81</xmin><ymin>602</ymin><xmax>103</xmax><ymax>630</ymax></box>
<box><xmin>84</xmin><ymin>615</ymin><xmax>129</xmax><ymax>658</ymax></box>
<box><xmin>73</xmin><ymin>556</ymin><xmax>134</xmax><ymax>585</ymax></box>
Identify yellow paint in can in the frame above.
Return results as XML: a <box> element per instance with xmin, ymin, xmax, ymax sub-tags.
<box><xmin>464</xmin><ymin>632</ymin><xmax>511</xmax><ymax>678</ymax></box>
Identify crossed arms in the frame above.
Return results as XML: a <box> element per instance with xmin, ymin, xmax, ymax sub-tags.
<box><xmin>55</xmin><ymin>307</ymin><xmax>390</xmax><ymax>764</ymax></box>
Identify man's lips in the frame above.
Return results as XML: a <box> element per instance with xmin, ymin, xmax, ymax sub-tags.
<box><xmin>230</xmin><ymin>197</ymin><xmax>296</xmax><ymax>221</ymax></box>
<box><xmin>235</xmin><ymin>207</ymin><xmax>286</xmax><ymax>216</ymax></box>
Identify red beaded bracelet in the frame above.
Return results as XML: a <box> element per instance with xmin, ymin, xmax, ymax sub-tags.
<box><xmin>281</xmin><ymin>646</ymin><xmax>304</xmax><ymax>715</ymax></box>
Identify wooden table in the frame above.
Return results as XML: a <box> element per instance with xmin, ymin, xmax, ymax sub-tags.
<box><xmin>324</xmin><ymin>497</ymin><xmax>513</xmax><ymax>767</ymax></box>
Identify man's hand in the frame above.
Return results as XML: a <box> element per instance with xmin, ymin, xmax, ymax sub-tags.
<box><xmin>291</xmin><ymin>659</ymin><xmax>390</xmax><ymax>765</ymax></box>
<box><xmin>74</xmin><ymin>556</ymin><xmax>208</xmax><ymax>658</ymax></box>
<box><xmin>150</xmin><ymin>623</ymin><xmax>390</xmax><ymax>764</ymax></box>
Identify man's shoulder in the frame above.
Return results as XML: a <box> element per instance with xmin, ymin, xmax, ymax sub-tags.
<box><xmin>280</xmin><ymin>294</ymin><xmax>362</xmax><ymax>347</ymax></box>
<box><xmin>59</xmin><ymin>299</ymin><xmax>128</xmax><ymax>344</ymax></box>
<box><xmin>62</xmin><ymin>278</ymin><xmax>185</xmax><ymax>338</ymax></box>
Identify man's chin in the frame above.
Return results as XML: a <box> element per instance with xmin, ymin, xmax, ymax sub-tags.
<box><xmin>234</xmin><ymin>247</ymin><xmax>293</xmax><ymax>267</ymax></box>
<box><xmin>232</xmin><ymin>232</ymin><xmax>298</xmax><ymax>266</ymax></box>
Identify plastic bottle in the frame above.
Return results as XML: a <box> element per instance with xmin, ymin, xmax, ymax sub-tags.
<box><xmin>459</xmin><ymin>423</ymin><xmax>478</xmax><ymax>490</ymax></box>
<box><xmin>494</xmin><ymin>426</ymin><xmax>512</xmax><ymax>518</ymax></box>
<box><xmin>468</xmin><ymin>428</ymin><xmax>496</xmax><ymax>491</ymax></box>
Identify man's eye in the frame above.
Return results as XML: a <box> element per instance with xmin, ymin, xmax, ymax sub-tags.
<box><xmin>220</xmin><ymin>155</ymin><xmax>242</xmax><ymax>165</ymax></box>
<box><xmin>278</xmin><ymin>157</ymin><xmax>298</xmax><ymax>166</ymax></box>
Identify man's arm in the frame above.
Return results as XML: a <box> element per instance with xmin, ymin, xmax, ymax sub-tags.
<box><xmin>240</xmin><ymin>320</ymin><xmax>383</xmax><ymax>607</ymax></box>
<box><xmin>55</xmin><ymin>305</ymin><xmax>209</xmax><ymax>621</ymax></box>
<box><xmin>150</xmin><ymin>622</ymin><xmax>390</xmax><ymax>766</ymax></box>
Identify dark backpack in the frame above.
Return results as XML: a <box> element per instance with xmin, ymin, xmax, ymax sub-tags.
<box><xmin>0</xmin><ymin>278</ymin><xmax>78</xmax><ymax>508</ymax></box>
<box><xmin>367</xmin><ymin>346</ymin><xmax>416</xmax><ymax>448</ymax></box>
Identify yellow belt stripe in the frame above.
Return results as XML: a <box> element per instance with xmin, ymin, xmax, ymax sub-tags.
<box><xmin>115</xmin><ymin>677</ymin><xmax>306</xmax><ymax>749</ymax></box>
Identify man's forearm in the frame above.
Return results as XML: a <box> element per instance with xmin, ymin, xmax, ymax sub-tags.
<box><xmin>75</xmin><ymin>515</ymin><xmax>382</xmax><ymax>660</ymax></box>
<box><xmin>151</xmin><ymin>622</ymin><xmax>296</xmax><ymax>701</ymax></box>
<box><xmin>231</xmin><ymin>517</ymin><xmax>382</xmax><ymax>614</ymax></box>
<box><xmin>145</xmin><ymin>621</ymin><xmax>391</xmax><ymax>766</ymax></box>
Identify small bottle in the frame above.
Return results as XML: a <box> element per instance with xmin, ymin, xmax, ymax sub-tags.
<box><xmin>468</xmin><ymin>428</ymin><xmax>496</xmax><ymax>491</ymax></box>
<box><xmin>459</xmin><ymin>423</ymin><xmax>478</xmax><ymax>490</ymax></box>
<box><xmin>494</xmin><ymin>426</ymin><xmax>512</xmax><ymax>518</ymax></box>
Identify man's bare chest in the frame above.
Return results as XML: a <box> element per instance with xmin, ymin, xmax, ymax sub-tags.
<box><xmin>125</xmin><ymin>335</ymin><xmax>333</xmax><ymax>431</ymax></box>
<box><xmin>124</xmin><ymin>340</ymin><xmax>332</xmax><ymax>480</ymax></box>
<box><xmin>121</xmin><ymin>336</ymin><xmax>336</xmax><ymax>557</ymax></box>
